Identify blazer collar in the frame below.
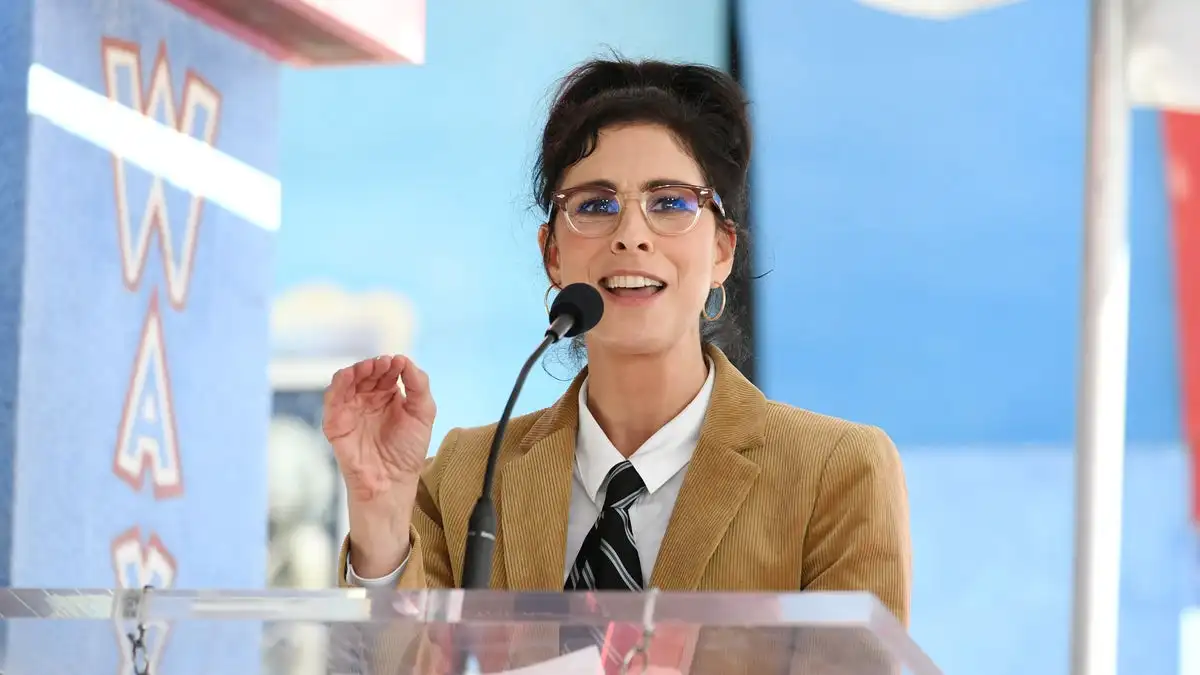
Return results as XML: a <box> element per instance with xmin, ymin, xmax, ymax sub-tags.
<box><xmin>521</xmin><ymin>343</ymin><xmax>767</xmax><ymax>454</ymax></box>
<box><xmin>498</xmin><ymin>344</ymin><xmax>768</xmax><ymax>590</ymax></box>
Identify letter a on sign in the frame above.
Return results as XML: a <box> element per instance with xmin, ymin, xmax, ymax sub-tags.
<box><xmin>114</xmin><ymin>293</ymin><xmax>183</xmax><ymax>499</ymax></box>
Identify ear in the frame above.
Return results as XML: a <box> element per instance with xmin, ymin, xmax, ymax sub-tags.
<box><xmin>538</xmin><ymin>224</ymin><xmax>562</xmax><ymax>287</ymax></box>
<box><xmin>712</xmin><ymin>222</ymin><xmax>737</xmax><ymax>285</ymax></box>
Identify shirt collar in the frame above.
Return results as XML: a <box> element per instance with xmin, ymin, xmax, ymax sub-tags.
<box><xmin>575</xmin><ymin>357</ymin><xmax>716</xmax><ymax>502</ymax></box>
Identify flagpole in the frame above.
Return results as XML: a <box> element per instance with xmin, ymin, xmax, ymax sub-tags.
<box><xmin>1070</xmin><ymin>1</ymin><xmax>1131</xmax><ymax>675</ymax></box>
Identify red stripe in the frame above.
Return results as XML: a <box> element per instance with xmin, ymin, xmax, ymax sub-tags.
<box><xmin>162</xmin><ymin>0</ymin><xmax>421</xmax><ymax>66</ymax></box>
<box><xmin>1165</xmin><ymin>111</ymin><xmax>1200</xmax><ymax>524</ymax></box>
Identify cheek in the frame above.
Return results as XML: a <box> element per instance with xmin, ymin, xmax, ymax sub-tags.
<box><xmin>666</xmin><ymin>241</ymin><xmax>715</xmax><ymax>296</ymax></box>
<box><xmin>680</xmin><ymin>273</ymin><xmax>712</xmax><ymax>310</ymax></box>
<box><xmin>554</xmin><ymin>234</ymin><xmax>605</xmax><ymax>281</ymax></box>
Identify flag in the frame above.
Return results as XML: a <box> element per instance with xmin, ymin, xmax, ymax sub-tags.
<box><xmin>1165</xmin><ymin>113</ymin><xmax>1200</xmax><ymax>525</ymax></box>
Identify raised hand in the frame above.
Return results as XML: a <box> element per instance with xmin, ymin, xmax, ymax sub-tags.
<box><xmin>324</xmin><ymin>355</ymin><xmax>436</xmax><ymax>576</ymax></box>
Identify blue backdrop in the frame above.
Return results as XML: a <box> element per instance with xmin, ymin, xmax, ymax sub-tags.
<box><xmin>742</xmin><ymin>1</ymin><xmax>1195</xmax><ymax>674</ymax></box>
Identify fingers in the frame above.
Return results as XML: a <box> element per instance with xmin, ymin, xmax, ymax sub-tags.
<box><xmin>375</xmin><ymin>356</ymin><xmax>405</xmax><ymax>392</ymax></box>
<box><xmin>353</xmin><ymin>356</ymin><xmax>391</xmax><ymax>394</ymax></box>
<box><xmin>324</xmin><ymin>365</ymin><xmax>355</xmax><ymax>406</ymax></box>
<box><xmin>327</xmin><ymin>356</ymin><xmax>405</xmax><ymax>406</ymax></box>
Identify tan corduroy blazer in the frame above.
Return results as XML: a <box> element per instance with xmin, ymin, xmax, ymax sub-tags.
<box><xmin>336</xmin><ymin>345</ymin><xmax>912</xmax><ymax>672</ymax></box>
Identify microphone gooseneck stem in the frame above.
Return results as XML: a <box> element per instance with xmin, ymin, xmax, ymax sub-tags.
<box><xmin>460</xmin><ymin>329</ymin><xmax>561</xmax><ymax>589</ymax></box>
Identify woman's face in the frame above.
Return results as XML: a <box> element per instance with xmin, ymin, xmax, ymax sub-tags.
<box><xmin>541</xmin><ymin>123</ymin><xmax>736</xmax><ymax>356</ymax></box>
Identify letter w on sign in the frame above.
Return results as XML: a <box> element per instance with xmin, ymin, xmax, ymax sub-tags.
<box><xmin>101</xmin><ymin>38</ymin><xmax>221</xmax><ymax>310</ymax></box>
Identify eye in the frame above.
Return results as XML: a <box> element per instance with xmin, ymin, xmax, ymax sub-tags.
<box><xmin>647</xmin><ymin>188</ymin><xmax>699</xmax><ymax>214</ymax></box>
<box><xmin>576</xmin><ymin>198</ymin><xmax>620</xmax><ymax>215</ymax></box>
<box><xmin>649</xmin><ymin>197</ymin><xmax>691</xmax><ymax>212</ymax></box>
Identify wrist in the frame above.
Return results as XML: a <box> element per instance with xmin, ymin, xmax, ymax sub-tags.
<box><xmin>345</xmin><ymin>480</ymin><xmax>418</xmax><ymax>577</ymax></box>
<box><xmin>348</xmin><ymin>527</ymin><xmax>411</xmax><ymax>579</ymax></box>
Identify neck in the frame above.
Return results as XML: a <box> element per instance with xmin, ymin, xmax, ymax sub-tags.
<box><xmin>583</xmin><ymin>338</ymin><xmax>709</xmax><ymax>458</ymax></box>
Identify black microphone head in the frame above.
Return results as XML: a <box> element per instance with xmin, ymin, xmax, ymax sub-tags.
<box><xmin>549</xmin><ymin>283</ymin><xmax>604</xmax><ymax>338</ymax></box>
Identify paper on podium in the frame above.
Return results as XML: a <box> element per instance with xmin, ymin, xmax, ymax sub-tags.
<box><xmin>475</xmin><ymin>646</ymin><xmax>683</xmax><ymax>675</ymax></box>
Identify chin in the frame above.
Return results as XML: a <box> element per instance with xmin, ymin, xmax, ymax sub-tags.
<box><xmin>585</xmin><ymin>327</ymin><xmax>685</xmax><ymax>358</ymax></box>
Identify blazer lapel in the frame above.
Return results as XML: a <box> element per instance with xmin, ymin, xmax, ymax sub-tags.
<box><xmin>499</xmin><ymin>373</ymin><xmax>585</xmax><ymax>590</ymax></box>
<box><xmin>650</xmin><ymin>346</ymin><xmax>767</xmax><ymax>590</ymax></box>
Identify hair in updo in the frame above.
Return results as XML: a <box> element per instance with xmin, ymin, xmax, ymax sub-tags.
<box><xmin>534</xmin><ymin>56</ymin><xmax>753</xmax><ymax>364</ymax></box>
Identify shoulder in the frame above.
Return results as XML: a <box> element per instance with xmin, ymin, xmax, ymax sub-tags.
<box><xmin>439</xmin><ymin>407</ymin><xmax>552</xmax><ymax>458</ymax></box>
<box><xmin>420</xmin><ymin>407</ymin><xmax>556</xmax><ymax>491</ymax></box>
<box><xmin>758</xmin><ymin>400</ymin><xmax>903</xmax><ymax>483</ymax></box>
<box><xmin>763</xmin><ymin>402</ymin><xmax>911</xmax><ymax>624</ymax></box>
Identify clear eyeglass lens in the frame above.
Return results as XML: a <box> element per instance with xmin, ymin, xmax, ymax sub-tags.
<box><xmin>565</xmin><ymin>187</ymin><xmax>700</xmax><ymax>235</ymax></box>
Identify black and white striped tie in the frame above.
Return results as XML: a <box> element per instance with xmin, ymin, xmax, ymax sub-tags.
<box><xmin>565</xmin><ymin>461</ymin><xmax>647</xmax><ymax>591</ymax></box>
<box><xmin>561</xmin><ymin>462</ymin><xmax>648</xmax><ymax>669</ymax></box>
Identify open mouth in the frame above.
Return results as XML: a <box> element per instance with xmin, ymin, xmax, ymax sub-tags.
<box><xmin>600</xmin><ymin>275</ymin><xmax>667</xmax><ymax>299</ymax></box>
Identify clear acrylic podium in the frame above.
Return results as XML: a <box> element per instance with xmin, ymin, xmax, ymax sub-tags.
<box><xmin>0</xmin><ymin>587</ymin><xmax>942</xmax><ymax>674</ymax></box>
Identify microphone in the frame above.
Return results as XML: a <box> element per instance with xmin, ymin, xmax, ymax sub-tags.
<box><xmin>546</xmin><ymin>283</ymin><xmax>605</xmax><ymax>341</ymax></box>
<box><xmin>460</xmin><ymin>283</ymin><xmax>604</xmax><ymax>589</ymax></box>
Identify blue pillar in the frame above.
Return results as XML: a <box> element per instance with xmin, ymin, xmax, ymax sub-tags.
<box><xmin>2</xmin><ymin>0</ymin><xmax>279</xmax><ymax>671</ymax></box>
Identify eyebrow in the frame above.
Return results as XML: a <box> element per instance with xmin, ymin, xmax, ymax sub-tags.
<box><xmin>560</xmin><ymin>178</ymin><xmax>699</xmax><ymax>192</ymax></box>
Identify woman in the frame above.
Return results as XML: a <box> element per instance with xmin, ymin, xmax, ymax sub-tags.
<box><xmin>325</xmin><ymin>58</ymin><xmax>911</xmax><ymax>628</ymax></box>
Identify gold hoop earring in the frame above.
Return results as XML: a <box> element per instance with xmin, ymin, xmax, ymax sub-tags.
<box><xmin>544</xmin><ymin>284</ymin><xmax>559</xmax><ymax>315</ymax></box>
<box><xmin>703</xmin><ymin>284</ymin><xmax>727</xmax><ymax>321</ymax></box>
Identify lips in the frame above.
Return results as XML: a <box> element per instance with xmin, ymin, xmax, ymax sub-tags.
<box><xmin>599</xmin><ymin>273</ymin><xmax>666</xmax><ymax>300</ymax></box>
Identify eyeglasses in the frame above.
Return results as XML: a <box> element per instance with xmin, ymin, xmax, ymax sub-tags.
<box><xmin>550</xmin><ymin>183</ymin><xmax>728</xmax><ymax>238</ymax></box>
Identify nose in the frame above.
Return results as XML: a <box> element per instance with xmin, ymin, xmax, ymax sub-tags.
<box><xmin>609</xmin><ymin>205</ymin><xmax>654</xmax><ymax>254</ymax></box>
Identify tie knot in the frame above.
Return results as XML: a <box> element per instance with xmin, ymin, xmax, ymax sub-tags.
<box><xmin>602</xmin><ymin>461</ymin><xmax>646</xmax><ymax>510</ymax></box>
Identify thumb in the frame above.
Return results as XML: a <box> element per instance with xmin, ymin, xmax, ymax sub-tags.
<box><xmin>398</xmin><ymin>357</ymin><xmax>436</xmax><ymax>422</ymax></box>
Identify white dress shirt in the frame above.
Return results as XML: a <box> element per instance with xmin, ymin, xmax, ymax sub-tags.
<box><xmin>346</xmin><ymin>359</ymin><xmax>716</xmax><ymax>587</ymax></box>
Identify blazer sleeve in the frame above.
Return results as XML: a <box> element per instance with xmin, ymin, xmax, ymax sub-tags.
<box><xmin>332</xmin><ymin>430</ymin><xmax>462</xmax><ymax>675</ymax></box>
<box><xmin>336</xmin><ymin>428</ymin><xmax>461</xmax><ymax>591</ymax></box>
<box><xmin>800</xmin><ymin>424</ymin><xmax>912</xmax><ymax>627</ymax></box>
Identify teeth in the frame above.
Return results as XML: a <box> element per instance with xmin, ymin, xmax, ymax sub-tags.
<box><xmin>603</xmin><ymin>275</ymin><xmax>664</xmax><ymax>289</ymax></box>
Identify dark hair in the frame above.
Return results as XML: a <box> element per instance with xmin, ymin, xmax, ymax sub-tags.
<box><xmin>533</xmin><ymin>56</ymin><xmax>753</xmax><ymax>366</ymax></box>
